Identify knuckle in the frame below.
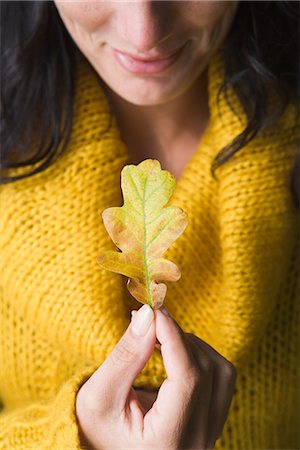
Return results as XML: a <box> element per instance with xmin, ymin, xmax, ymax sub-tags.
<box><xmin>77</xmin><ymin>385</ymin><xmax>98</xmax><ymax>419</ymax></box>
<box><xmin>199</xmin><ymin>354</ymin><xmax>214</xmax><ymax>377</ymax></box>
<box><xmin>112</xmin><ymin>339</ymin><xmax>138</xmax><ymax>365</ymax></box>
<box><xmin>183</xmin><ymin>367</ymin><xmax>201</xmax><ymax>392</ymax></box>
<box><xmin>221</xmin><ymin>359</ymin><xmax>237</xmax><ymax>382</ymax></box>
<box><xmin>186</xmin><ymin>332</ymin><xmax>194</xmax><ymax>340</ymax></box>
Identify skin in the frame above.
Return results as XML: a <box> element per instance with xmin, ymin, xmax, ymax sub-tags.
<box><xmin>53</xmin><ymin>1</ymin><xmax>238</xmax><ymax>448</ymax></box>
<box><xmin>54</xmin><ymin>0</ymin><xmax>238</xmax><ymax>178</ymax></box>
<box><xmin>76</xmin><ymin>307</ymin><xmax>237</xmax><ymax>449</ymax></box>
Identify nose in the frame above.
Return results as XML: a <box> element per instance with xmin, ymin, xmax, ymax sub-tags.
<box><xmin>116</xmin><ymin>1</ymin><xmax>174</xmax><ymax>54</ymax></box>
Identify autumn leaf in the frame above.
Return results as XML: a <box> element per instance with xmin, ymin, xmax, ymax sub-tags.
<box><xmin>97</xmin><ymin>159</ymin><xmax>188</xmax><ymax>309</ymax></box>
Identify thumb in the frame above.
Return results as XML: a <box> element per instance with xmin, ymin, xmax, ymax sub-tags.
<box><xmin>94</xmin><ymin>304</ymin><xmax>156</xmax><ymax>406</ymax></box>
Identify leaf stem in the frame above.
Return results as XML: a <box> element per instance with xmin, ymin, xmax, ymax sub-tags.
<box><xmin>143</xmin><ymin>175</ymin><xmax>153</xmax><ymax>308</ymax></box>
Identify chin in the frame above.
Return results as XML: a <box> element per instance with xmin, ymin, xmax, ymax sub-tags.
<box><xmin>118</xmin><ymin>92</ymin><xmax>172</xmax><ymax>106</ymax></box>
<box><xmin>109</xmin><ymin>80</ymin><xmax>191</xmax><ymax>107</ymax></box>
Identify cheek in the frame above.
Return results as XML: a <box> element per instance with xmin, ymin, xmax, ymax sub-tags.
<box><xmin>54</xmin><ymin>1</ymin><xmax>111</xmax><ymax>32</ymax></box>
<box><xmin>183</xmin><ymin>0</ymin><xmax>238</xmax><ymax>55</ymax></box>
<box><xmin>184</xmin><ymin>1</ymin><xmax>238</xmax><ymax>28</ymax></box>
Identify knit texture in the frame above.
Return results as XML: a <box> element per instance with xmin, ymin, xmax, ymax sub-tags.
<box><xmin>0</xmin><ymin>54</ymin><xmax>299</xmax><ymax>449</ymax></box>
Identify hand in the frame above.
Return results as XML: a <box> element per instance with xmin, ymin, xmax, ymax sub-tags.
<box><xmin>75</xmin><ymin>305</ymin><xmax>236</xmax><ymax>450</ymax></box>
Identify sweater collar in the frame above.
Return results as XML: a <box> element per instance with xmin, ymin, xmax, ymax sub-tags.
<box><xmin>70</xmin><ymin>54</ymin><xmax>297</xmax><ymax>370</ymax></box>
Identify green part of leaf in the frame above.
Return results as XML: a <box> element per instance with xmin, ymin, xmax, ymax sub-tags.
<box><xmin>97</xmin><ymin>159</ymin><xmax>188</xmax><ymax>308</ymax></box>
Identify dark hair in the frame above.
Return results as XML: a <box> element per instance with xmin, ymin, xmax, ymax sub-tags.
<box><xmin>1</xmin><ymin>1</ymin><xmax>299</xmax><ymax>206</ymax></box>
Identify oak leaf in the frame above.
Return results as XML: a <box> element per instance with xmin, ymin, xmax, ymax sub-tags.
<box><xmin>97</xmin><ymin>159</ymin><xmax>188</xmax><ymax>309</ymax></box>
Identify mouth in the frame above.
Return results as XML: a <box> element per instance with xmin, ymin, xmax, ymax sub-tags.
<box><xmin>112</xmin><ymin>44</ymin><xmax>186</xmax><ymax>75</ymax></box>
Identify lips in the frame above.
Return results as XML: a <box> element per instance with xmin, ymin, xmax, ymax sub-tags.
<box><xmin>112</xmin><ymin>45</ymin><xmax>185</xmax><ymax>75</ymax></box>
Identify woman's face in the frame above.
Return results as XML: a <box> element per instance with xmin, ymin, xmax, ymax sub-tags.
<box><xmin>54</xmin><ymin>1</ymin><xmax>238</xmax><ymax>106</ymax></box>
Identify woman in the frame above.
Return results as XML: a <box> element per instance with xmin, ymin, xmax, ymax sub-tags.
<box><xmin>0</xmin><ymin>1</ymin><xmax>299</xmax><ymax>449</ymax></box>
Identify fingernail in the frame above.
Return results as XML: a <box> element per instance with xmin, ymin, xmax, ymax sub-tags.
<box><xmin>160</xmin><ymin>307</ymin><xmax>170</xmax><ymax>317</ymax></box>
<box><xmin>131</xmin><ymin>304</ymin><xmax>154</xmax><ymax>337</ymax></box>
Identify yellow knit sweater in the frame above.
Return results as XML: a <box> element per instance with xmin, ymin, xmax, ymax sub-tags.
<box><xmin>0</xmin><ymin>54</ymin><xmax>299</xmax><ymax>450</ymax></box>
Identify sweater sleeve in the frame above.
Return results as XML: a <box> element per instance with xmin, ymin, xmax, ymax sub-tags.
<box><xmin>0</xmin><ymin>368</ymin><xmax>93</xmax><ymax>450</ymax></box>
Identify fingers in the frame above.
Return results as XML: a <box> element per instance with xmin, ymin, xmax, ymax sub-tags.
<box><xmin>155</xmin><ymin>308</ymin><xmax>198</xmax><ymax>381</ymax></box>
<box><xmin>186</xmin><ymin>333</ymin><xmax>237</xmax><ymax>445</ymax></box>
<box><xmin>143</xmin><ymin>309</ymin><xmax>236</xmax><ymax>449</ymax></box>
<box><xmin>145</xmin><ymin>308</ymin><xmax>211</xmax><ymax>442</ymax></box>
<box><xmin>132</xmin><ymin>309</ymin><xmax>161</xmax><ymax>350</ymax></box>
<box><xmin>88</xmin><ymin>304</ymin><xmax>156</xmax><ymax>411</ymax></box>
<box><xmin>78</xmin><ymin>304</ymin><xmax>236</xmax><ymax>450</ymax></box>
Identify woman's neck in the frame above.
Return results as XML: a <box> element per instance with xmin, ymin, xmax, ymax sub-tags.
<box><xmin>106</xmin><ymin>71</ymin><xmax>209</xmax><ymax>178</ymax></box>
